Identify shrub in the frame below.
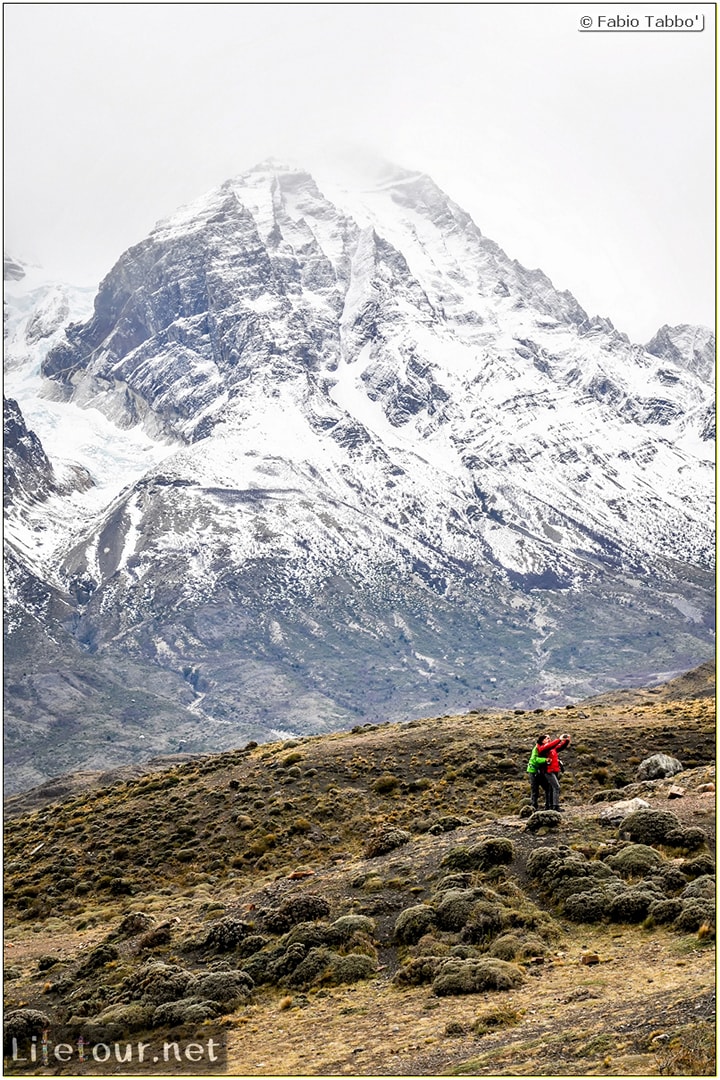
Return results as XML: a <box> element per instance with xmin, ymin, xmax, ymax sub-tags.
<box><xmin>372</xmin><ymin>774</ymin><xmax>400</xmax><ymax>794</ymax></box>
<box><xmin>563</xmin><ymin>890</ymin><xmax>609</xmax><ymax>923</ymax></box>
<box><xmin>460</xmin><ymin>901</ymin><xmax>506</xmax><ymax>944</ymax></box>
<box><xmin>77</xmin><ymin>943</ymin><xmax>119</xmax><ymax>977</ymax></box>
<box><xmin>664</xmin><ymin>827</ymin><xmax>707</xmax><ymax>852</ymax></box>
<box><xmin>91</xmin><ymin>1004</ymin><xmax>153</xmax><ymax>1034</ymax></box>
<box><xmin>646</xmin><ymin>898</ymin><xmax>683</xmax><ymax>925</ymax></box>
<box><xmin>364</xmin><ymin>828</ymin><xmax>411</xmax><ymax>858</ymax></box>
<box><xmin>331</xmin><ymin>915</ymin><xmax>376</xmax><ymax>941</ymax></box>
<box><xmin>440</xmin><ymin>847</ymin><xmax>476</xmax><ymax>871</ymax></box>
<box><xmin>394</xmin><ymin>905</ymin><xmax>437</xmax><ymax>945</ymax></box>
<box><xmin>487</xmin><ymin>928</ymin><xmax>520</xmax><ymax>963</ymax></box>
<box><xmin>119</xmin><ymin>962</ymin><xmax>193</xmax><ymax>1005</ymax></box>
<box><xmin>117</xmin><ymin>911</ymin><xmax>154</xmax><ymax>936</ymax></box>
<box><xmin>281</xmin><ymin>922</ymin><xmax>334</xmax><ymax>951</ymax></box>
<box><xmin>321</xmin><ymin>953</ymin><xmax>376</xmax><ymax>986</ymax></box>
<box><xmin>393</xmin><ymin>956</ymin><xmax>445</xmax><ymax>987</ymax></box>
<box><xmin>524</xmin><ymin>811</ymin><xmax>562</xmax><ymax>833</ymax></box>
<box><xmin>607</xmin><ymin>889</ymin><xmax>654</xmax><ymax>923</ymax></box>
<box><xmin>681</xmin><ymin>876</ymin><xmax>715</xmax><ymax>901</ymax></box>
<box><xmin>281</xmin><ymin>752</ymin><xmax>304</xmax><ymax>767</ymax></box>
<box><xmin>282</xmin><ymin>946</ymin><xmax>334</xmax><ymax>988</ymax></box>
<box><xmin>190</xmin><ymin>970</ymin><xmax>253</xmax><ymax>1004</ymax></box>
<box><xmin>472</xmin><ymin>1005</ymin><xmax>525</xmax><ymax>1035</ymax></box>
<box><xmin>526</xmin><ymin>846</ymin><xmax>565</xmax><ymax>880</ymax></box>
<box><xmin>37</xmin><ymin>955</ymin><xmax>61</xmax><ymax>972</ymax></box>
<box><xmin>433</xmin><ymin>873</ymin><xmax>473</xmax><ymax>893</ymax></box>
<box><xmin>471</xmin><ymin>837</ymin><xmax>515</xmax><ymax>870</ymax></box>
<box><xmin>674</xmin><ymin>900</ymin><xmax>715</xmax><ymax>933</ymax></box>
<box><xmin>428</xmin><ymin>815</ymin><xmax>472</xmax><ymax>834</ymax></box>
<box><xmin>488</xmin><ymin>933</ymin><xmax>545</xmax><ymax>961</ymax></box>
<box><xmin>237</xmin><ymin>934</ymin><xmax>269</xmax><ymax>958</ymax></box>
<box><xmin>4</xmin><ymin>1009</ymin><xmax>52</xmax><ymax>1045</ymax></box>
<box><xmin>654</xmin><ymin>865</ymin><xmax>691</xmax><ymax>895</ymax></box>
<box><xmin>269</xmin><ymin>943</ymin><xmax>308</xmax><ymax>980</ymax></box>
<box><xmin>654</xmin><ymin>1021</ymin><xmax>715</xmax><ymax>1077</ymax></box>
<box><xmin>279</xmin><ymin>947</ymin><xmax>375</xmax><ymax>989</ymax></box>
<box><xmin>619</xmin><ymin>809</ymin><xmax>681</xmax><ymax>845</ymax></box>
<box><xmin>204</xmin><ymin>918</ymin><xmax>253</xmax><ymax>950</ymax></box>
<box><xmin>435</xmin><ymin>889</ymin><xmax>482</xmax><ymax>932</ymax></box>
<box><xmin>263</xmin><ymin>894</ymin><xmax>331</xmax><ymax>934</ymax></box>
<box><xmin>152</xmin><ymin>999</ymin><xmax>223</xmax><ymax>1027</ymax></box>
<box><xmin>681</xmin><ymin>854</ymin><xmax>715</xmax><ymax>879</ymax></box>
<box><xmin>432</xmin><ymin>958</ymin><xmax>523</xmax><ymax>996</ymax></box>
<box><xmin>606</xmin><ymin>844</ymin><xmax>663</xmax><ymax>879</ymax></box>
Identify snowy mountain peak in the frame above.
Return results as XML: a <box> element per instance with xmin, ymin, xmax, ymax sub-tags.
<box><xmin>3</xmin><ymin>162</ymin><xmax>714</xmax><ymax>790</ymax></box>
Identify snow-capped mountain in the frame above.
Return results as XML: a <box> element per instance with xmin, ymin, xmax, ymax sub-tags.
<box><xmin>4</xmin><ymin>162</ymin><xmax>715</xmax><ymax>792</ymax></box>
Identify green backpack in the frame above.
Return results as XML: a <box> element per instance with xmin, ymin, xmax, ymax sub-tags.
<box><xmin>527</xmin><ymin>745</ymin><xmax>547</xmax><ymax>774</ymax></box>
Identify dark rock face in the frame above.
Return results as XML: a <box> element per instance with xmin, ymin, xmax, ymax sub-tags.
<box><xmin>3</xmin><ymin>397</ymin><xmax>56</xmax><ymax>505</ymax></box>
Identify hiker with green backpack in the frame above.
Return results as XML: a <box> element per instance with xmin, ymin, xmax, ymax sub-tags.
<box><xmin>526</xmin><ymin>735</ymin><xmax>550</xmax><ymax>810</ymax></box>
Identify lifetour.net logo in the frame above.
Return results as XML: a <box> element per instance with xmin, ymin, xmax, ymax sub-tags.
<box><xmin>3</xmin><ymin>1022</ymin><xmax>228</xmax><ymax>1075</ymax></box>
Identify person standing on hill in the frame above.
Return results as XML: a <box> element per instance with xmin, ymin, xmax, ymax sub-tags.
<box><xmin>538</xmin><ymin>732</ymin><xmax>571</xmax><ymax>811</ymax></box>
<box><xmin>526</xmin><ymin>735</ymin><xmax>550</xmax><ymax>811</ymax></box>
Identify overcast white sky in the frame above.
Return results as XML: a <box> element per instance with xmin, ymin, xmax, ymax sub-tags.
<box><xmin>4</xmin><ymin>3</ymin><xmax>715</xmax><ymax>342</ymax></box>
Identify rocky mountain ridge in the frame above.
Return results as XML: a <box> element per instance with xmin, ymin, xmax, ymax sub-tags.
<box><xmin>3</xmin><ymin>161</ymin><xmax>715</xmax><ymax>791</ymax></box>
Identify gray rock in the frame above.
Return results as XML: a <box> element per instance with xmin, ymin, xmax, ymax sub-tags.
<box><xmin>597</xmin><ymin>797</ymin><xmax>651</xmax><ymax>824</ymax></box>
<box><xmin>636</xmin><ymin>754</ymin><xmax>684</xmax><ymax>782</ymax></box>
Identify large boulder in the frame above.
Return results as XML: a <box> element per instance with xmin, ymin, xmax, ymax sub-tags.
<box><xmin>636</xmin><ymin>754</ymin><xmax>683</xmax><ymax>781</ymax></box>
<box><xmin>597</xmin><ymin>798</ymin><xmax>650</xmax><ymax>825</ymax></box>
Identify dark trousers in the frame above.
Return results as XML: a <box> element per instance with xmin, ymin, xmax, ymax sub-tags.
<box><xmin>545</xmin><ymin>772</ymin><xmax>561</xmax><ymax>810</ymax></box>
<box><xmin>529</xmin><ymin>772</ymin><xmax>549</xmax><ymax>809</ymax></box>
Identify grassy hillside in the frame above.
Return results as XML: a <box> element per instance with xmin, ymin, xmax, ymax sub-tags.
<box><xmin>3</xmin><ymin>663</ymin><xmax>715</xmax><ymax>1075</ymax></box>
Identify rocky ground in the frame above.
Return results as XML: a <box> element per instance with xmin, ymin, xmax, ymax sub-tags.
<box><xmin>3</xmin><ymin>663</ymin><xmax>715</xmax><ymax>1076</ymax></box>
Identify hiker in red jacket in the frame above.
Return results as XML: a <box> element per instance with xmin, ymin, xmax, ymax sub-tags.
<box><xmin>538</xmin><ymin>733</ymin><xmax>571</xmax><ymax>811</ymax></box>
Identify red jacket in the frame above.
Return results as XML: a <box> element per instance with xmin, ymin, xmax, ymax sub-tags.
<box><xmin>538</xmin><ymin>737</ymin><xmax>569</xmax><ymax>774</ymax></box>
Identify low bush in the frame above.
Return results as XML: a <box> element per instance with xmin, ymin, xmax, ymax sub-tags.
<box><xmin>654</xmin><ymin>1020</ymin><xmax>715</xmax><ymax>1077</ymax></box>
<box><xmin>524</xmin><ymin>811</ymin><xmax>562</xmax><ymax>833</ymax></box>
<box><xmin>393</xmin><ymin>956</ymin><xmax>445</xmax><ymax>987</ymax></box>
<box><xmin>91</xmin><ymin>1003</ymin><xmax>152</xmax><ymax>1033</ymax></box>
<box><xmin>607</xmin><ymin>889</ymin><xmax>655</xmax><ymax>923</ymax></box>
<box><xmin>681</xmin><ymin>875</ymin><xmax>715</xmax><ymax>900</ymax></box>
<box><xmin>645</xmin><ymin>898</ymin><xmax>683</xmax><ymax>925</ymax></box>
<box><xmin>435</xmin><ymin>889</ymin><xmax>480</xmax><ymax>932</ymax></box>
<box><xmin>432</xmin><ymin>957</ymin><xmax>523</xmax><ymax>996</ymax></box>
<box><xmin>365</xmin><ymin>828</ymin><xmax>411</xmax><ymax>858</ymax></box>
<box><xmin>433</xmin><ymin>873</ymin><xmax>473</xmax><ymax>894</ymax></box>
<box><xmin>471</xmin><ymin>837</ymin><xmax>515</xmax><ymax>870</ymax></box>
<box><xmin>152</xmin><ymin>999</ymin><xmax>223</xmax><ymax>1027</ymax></box>
<box><xmin>488</xmin><ymin>933</ymin><xmax>546</xmax><ymax>961</ymax></box>
<box><xmin>460</xmin><ymin>901</ymin><xmax>507</xmax><ymax>944</ymax></box>
<box><xmin>681</xmin><ymin>854</ymin><xmax>715</xmax><ymax>879</ymax></box>
<box><xmin>653</xmin><ymin>865</ymin><xmax>691</xmax><ymax>895</ymax></box>
<box><xmin>428</xmin><ymin>815</ymin><xmax>472</xmax><ymax>834</ymax></box>
<box><xmin>331</xmin><ymin>915</ymin><xmax>376</xmax><ymax>941</ymax></box>
<box><xmin>263</xmin><ymin>894</ymin><xmax>331</xmax><ymax>934</ymax></box>
<box><xmin>203</xmin><ymin>917</ymin><xmax>253</xmax><ymax>951</ymax></box>
<box><xmin>282</xmin><ymin>946</ymin><xmax>375</xmax><ymax>989</ymax></box>
<box><xmin>674</xmin><ymin>900</ymin><xmax>715</xmax><ymax>933</ymax></box>
<box><xmin>472</xmin><ymin>1005</ymin><xmax>525</xmax><ymax>1035</ymax></box>
<box><xmin>606</xmin><ymin>844</ymin><xmax>663</xmax><ymax>879</ymax></box>
<box><xmin>564</xmin><ymin>890</ymin><xmax>610</xmax><ymax>923</ymax></box>
<box><xmin>394</xmin><ymin>905</ymin><xmax>436</xmax><ymax>945</ymax></box>
<box><xmin>619</xmin><ymin>809</ymin><xmax>681</xmax><ymax>845</ymax></box>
